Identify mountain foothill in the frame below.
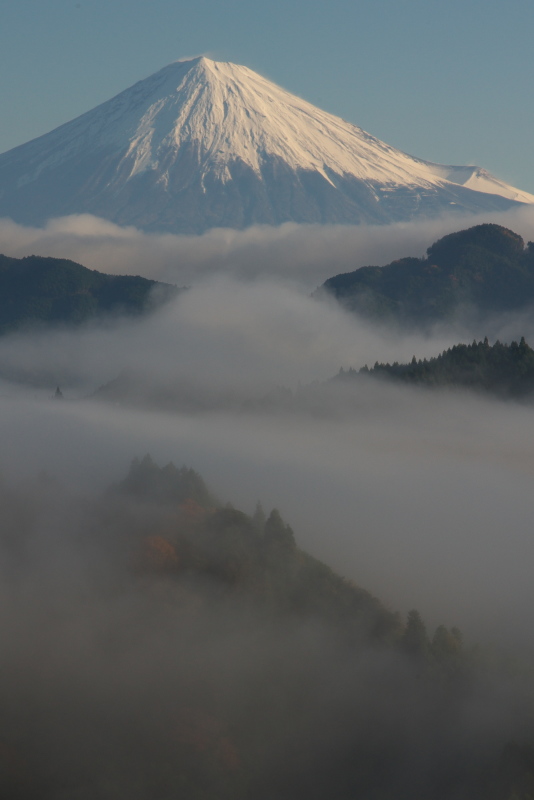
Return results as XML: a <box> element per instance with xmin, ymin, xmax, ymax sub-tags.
<box><xmin>6</xmin><ymin>222</ymin><xmax>534</xmax><ymax>406</ymax></box>
<box><xmin>1</xmin><ymin>454</ymin><xmax>534</xmax><ymax>799</ymax></box>
<box><xmin>0</xmin><ymin>252</ymin><xmax>179</xmax><ymax>334</ymax></box>
<box><xmin>318</xmin><ymin>223</ymin><xmax>534</xmax><ymax>327</ymax></box>
<box><xmin>3</xmin><ymin>222</ymin><xmax>534</xmax><ymax>339</ymax></box>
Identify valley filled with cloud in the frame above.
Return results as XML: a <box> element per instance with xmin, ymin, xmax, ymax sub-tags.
<box><xmin>2</xmin><ymin>208</ymin><xmax>534</xmax><ymax>650</ymax></box>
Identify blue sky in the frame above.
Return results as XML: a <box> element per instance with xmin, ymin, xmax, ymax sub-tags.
<box><xmin>1</xmin><ymin>0</ymin><xmax>533</xmax><ymax>191</ymax></box>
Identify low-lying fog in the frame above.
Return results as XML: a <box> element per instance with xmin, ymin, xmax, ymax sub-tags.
<box><xmin>2</xmin><ymin>204</ymin><xmax>534</xmax><ymax>652</ymax></box>
<box><xmin>5</xmin><ymin>379</ymin><xmax>534</xmax><ymax>649</ymax></box>
<box><xmin>2</xmin><ymin>204</ymin><xmax>534</xmax><ymax>288</ymax></box>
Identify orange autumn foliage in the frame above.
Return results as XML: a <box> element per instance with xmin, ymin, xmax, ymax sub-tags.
<box><xmin>138</xmin><ymin>535</ymin><xmax>180</xmax><ymax>572</ymax></box>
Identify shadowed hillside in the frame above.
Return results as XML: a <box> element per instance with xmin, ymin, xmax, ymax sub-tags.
<box><xmin>318</xmin><ymin>224</ymin><xmax>534</xmax><ymax>326</ymax></box>
<box><xmin>0</xmin><ymin>253</ymin><xmax>179</xmax><ymax>334</ymax></box>
<box><xmin>1</xmin><ymin>457</ymin><xmax>534</xmax><ymax>798</ymax></box>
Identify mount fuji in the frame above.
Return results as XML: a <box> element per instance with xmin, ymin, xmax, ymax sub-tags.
<box><xmin>0</xmin><ymin>57</ymin><xmax>533</xmax><ymax>234</ymax></box>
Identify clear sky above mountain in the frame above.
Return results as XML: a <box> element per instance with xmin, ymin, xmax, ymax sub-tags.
<box><xmin>1</xmin><ymin>0</ymin><xmax>533</xmax><ymax>193</ymax></box>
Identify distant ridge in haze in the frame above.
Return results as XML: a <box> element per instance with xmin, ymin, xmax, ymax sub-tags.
<box><xmin>0</xmin><ymin>57</ymin><xmax>532</xmax><ymax>233</ymax></box>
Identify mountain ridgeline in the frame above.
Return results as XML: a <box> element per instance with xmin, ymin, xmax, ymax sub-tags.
<box><xmin>339</xmin><ymin>337</ymin><xmax>534</xmax><ymax>398</ymax></box>
<box><xmin>2</xmin><ymin>455</ymin><xmax>534</xmax><ymax>799</ymax></box>
<box><xmin>319</xmin><ymin>223</ymin><xmax>534</xmax><ymax>326</ymax></box>
<box><xmin>0</xmin><ymin>253</ymin><xmax>179</xmax><ymax>333</ymax></box>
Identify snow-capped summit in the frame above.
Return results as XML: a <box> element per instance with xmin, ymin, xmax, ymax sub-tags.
<box><xmin>0</xmin><ymin>57</ymin><xmax>532</xmax><ymax>233</ymax></box>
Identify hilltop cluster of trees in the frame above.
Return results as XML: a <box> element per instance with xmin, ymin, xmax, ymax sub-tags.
<box><xmin>319</xmin><ymin>224</ymin><xmax>534</xmax><ymax>326</ymax></box>
<box><xmin>112</xmin><ymin>456</ymin><xmax>395</xmax><ymax>638</ymax></box>
<box><xmin>340</xmin><ymin>337</ymin><xmax>534</xmax><ymax>397</ymax></box>
<box><xmin>1</xmin><ymin>457</ymin><xmax>534</xmax><ymax>798</ymax></box>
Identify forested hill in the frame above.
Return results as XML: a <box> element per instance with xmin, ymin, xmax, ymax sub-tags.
<box><xmin>92</xmin><ymin>338</ymin><xmax>534</xmax><ymax>414</ymax></box>
<box><xmin>0</xmin><ymin>253</ymin><xmax>179</xmax><ymax>333</ymax></box>
<box><xmin>341</xmin><ymin>337</ymin><xmax>534</xmax><ymax>397</ymax></box>
<box><xmin>110</xmin><ymin>455</ymin><xmax>397</xmax><ymax>640</ymax></box>
<box><xmin>318</xmin><ymin>223</ymin><xmax>534</xmax><ymax>326</ymax></box>
<box><xmin>4</xmin><ymin>454</ymin><xmax>534</xmax><ymax>798</ymax></box>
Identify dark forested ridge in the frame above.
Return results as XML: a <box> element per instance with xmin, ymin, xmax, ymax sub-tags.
<box><xmin>0</xmin><ymin>253</ymin><xmax>179</xmax><ymax>333</ymax></box>
<box><xmin>2</xmin><ymin>455</ymin><xmax>534</xmax><ymax>799</ymax></box>
<box><xmin>340</xmin><ymin>337</ymin><xmax>534</xmax><ymax>398</ymax></box>
<box><xmin>318</xmin><ymin>223</ymin><xmax>534</xmax><ymax>326</ymax></box>
<box><xmin>91</xmin><ymin>338</ymin><xmax>534</xmax><ymax>416</ymax></box>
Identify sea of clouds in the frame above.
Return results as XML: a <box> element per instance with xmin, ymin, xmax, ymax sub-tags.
<box><xmin>1</xmin><ymin>207</ymin><xmax>534</xmax><ymax>647</ymax></box>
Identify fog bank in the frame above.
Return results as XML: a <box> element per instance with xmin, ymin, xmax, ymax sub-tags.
<box><xmin>2</xmin><ymin>205</ymin><xmax>534</xmax><ymax>288</ymax></box>
<box><xmin>1</xmin><ymin>212</ymin><xmax>534</xmax><ymax>648</ymax></box>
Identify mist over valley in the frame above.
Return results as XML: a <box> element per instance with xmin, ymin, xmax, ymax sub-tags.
<box><xmin>2</xmin><ymin>212</ymin><xmax>534</xmax><ymax>652</ymax></box>
<box><xmin>3</xmin><ymin>65</ymin><xmax>534</xmax><ymax>796</ymax></box>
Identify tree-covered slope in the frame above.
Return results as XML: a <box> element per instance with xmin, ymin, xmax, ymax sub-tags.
<box><xmin>0</xmin><ymin>253</ymin><xmax>179</xmax><ymax>333</ymax></box>
<box><xmin>3</xmin><ymin>456</ymin><xmax>534</xmax><ymax>799</ymax></box>
<box><xmin>319</xmin><ymin>223</ymin><xmax>534</xmax><ymax>326</ymax></box>
<box><xmin>341</xmin><ymin>337</ymin><xmax>534</xmax><ymax>398</ymax></box>
<box><xmin>111</xmin><ymin>455</ymin><xmax>396</xmax><ymax>638</ymax></box>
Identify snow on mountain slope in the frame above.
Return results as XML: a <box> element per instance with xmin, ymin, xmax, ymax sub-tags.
<box><xmin>427</xmin><ymin>164</ymin><xmax>534</xmax><ymax>204</ymax></box>
<box><xmin>0</xmin><ymin>57</ymin><xmax>532</xmax><ymax>233</ymax></box>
